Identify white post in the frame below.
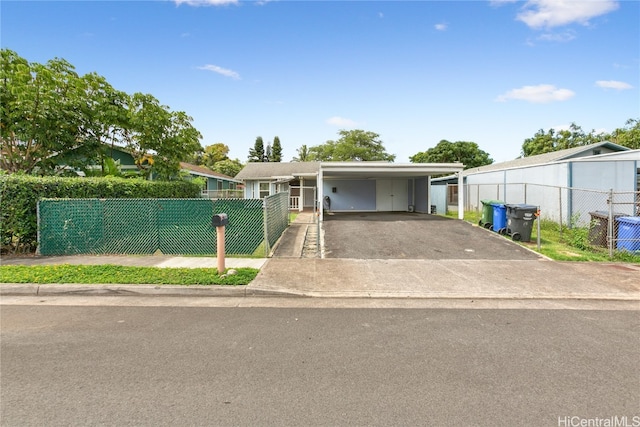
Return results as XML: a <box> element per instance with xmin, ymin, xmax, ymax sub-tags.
<box><xmin>427</xmin><ymin>175</ymin><xmax>432</xmax><ymax>214</ymax></box>
<box><xmin>299</xmin><ymin>178</ymin><xmax>304</xmax><ymax>212</ymax></box>
<box><xmin>318</xmin><ymin>167</ymin><xmax>324</xmax><ymax>222</ymax></box>
<box><xmin>457</xmin><ymin>171</ymin><xmax>464</xmax><ymax>220</ymax></box>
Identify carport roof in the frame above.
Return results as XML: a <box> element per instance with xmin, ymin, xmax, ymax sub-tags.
<box><xmin>320</xmin><ymin>162</ymin><xmax>464</xmax><ymax>179</ymax></box>
<box><xmin>235</xmin><ymin>161</ymin><xmax>464</xmax><ymax>181</ymax></box>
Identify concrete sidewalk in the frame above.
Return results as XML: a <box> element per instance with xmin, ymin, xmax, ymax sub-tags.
<box><xmin>250</xmin><ymin>258</ymin><xmax>640</xmax><ymax>300</ymax></box>
<box><xmin>1</xmin><ymin>211</ymin><xmax>639</xmax><ymax>301</ymax></box>
<box><xmin>3</xmin><ymin>256</ymin><xmax>639</xmax><ymax>301</ymax></box>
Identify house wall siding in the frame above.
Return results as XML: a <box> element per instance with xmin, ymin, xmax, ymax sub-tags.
<box><xmin>414</xmin><ymin>178</ymin><xmax>428</xmax><ymax>212</ymax></box>
<box><xmin>322</xmin><ymin>179</ymin><xmax>376</xmax><ymax>211</ymax></box>
<box><xmin>572</xmin><ymin>160</ymin><xmax>636</xmax><ymax>192</ymax></box>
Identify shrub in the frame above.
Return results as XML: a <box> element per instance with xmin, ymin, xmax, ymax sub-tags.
<box><xmin>0</xmin><ymin>175</ymin><xmax>201</xmax><ymax>253</ymax></box>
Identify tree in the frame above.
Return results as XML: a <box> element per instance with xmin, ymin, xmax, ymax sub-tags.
<box><xmin>521</xmin><ymin>123</ymin><xmax>607</xmax><ymax>157</ymax></box>
<box><xmin>410</xmin><ymin>140</ymin><xmax>493</xmax><ymax>169</ymax></box>
<box><xmin>0</xmin><ymin>49</ymin><xmax>105</xmax><ymax>174</ymax></box>
<box><xmin>124</xmin><ymin>92</ymin><xmax>202</xmax><ymax>180</ymax></box>
<box><xmin>248</xmin><ymin>136</ymin><xmax>265</xmax><ymax>162</ymax></box>
<box><xmin>271</xmin><ymin>136</ymin><xmax>282</xmax><ymax>162</ymax></box>
<box><xmin>609</xmin><ymin>118</ymin><xmax>640</xmax><ymax>149</ymax></box>
<box><xmin>265</xmin><ymin>143</ymin><xmax>272</xmax><ymax>162</ymax></box>
<box><xmin>308</xmin><ymin>130</ymin><xmax>395</xmax><ymax>162</ymax></box>
<box><xmin>0</xmin><ymin>49</ymin><xmax>204</xmax><ymax>179</ymax></box>
<box><xmin>212</xmin><ymin>158</ymin><xmax>243</xmax><ymax>177</ymax></box>
<box><xmin>292</xmin><ymin>145</ymin><xmax>310</xmax><ymax>162</ymax></box>
<box><xmin>202</xmin><ymin>143</ymin><xmax>230</xmax><ymax>168</ymax></box>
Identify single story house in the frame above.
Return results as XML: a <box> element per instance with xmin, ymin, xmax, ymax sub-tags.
<box><xmin>101</xmin><ymin>145</ymin><xmax>240</xmax><ymax>194</ymax></box>
<box><xmin>431</xmin><ymin>141</ymin><xmax>639</xmax><ymax>222</ymax></box>
<box><xmin>234</xmin><ymin>161</ymin><xmax>465</xmax><ymax>220</ymax></box>
<box><xmin>179</xmin><ymin>162</ymin><xmax>242</xmax><ymax>198</ymax></box>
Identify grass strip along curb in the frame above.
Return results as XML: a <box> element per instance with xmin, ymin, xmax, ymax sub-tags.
<box><xmin>0</xmin><ymin>265</ymin><xmax>259</xmax><ymax>286</ymax></box>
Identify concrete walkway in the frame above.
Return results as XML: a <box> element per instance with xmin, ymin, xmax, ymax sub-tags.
<box><xmin>2</xmin><ymin>212</ymin><xmax>639</xmax><ymax>301</ymax></box>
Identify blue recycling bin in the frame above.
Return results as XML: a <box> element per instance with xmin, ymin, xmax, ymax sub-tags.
<box><xmin>616</xmin><ymin>216</ymin><xmax>640</xmax><ymax>252</ymax></box>
<box><xmin>491</xmin><ymin>203</ymin><xmax>507</xmax><ymax>234</ymax></box>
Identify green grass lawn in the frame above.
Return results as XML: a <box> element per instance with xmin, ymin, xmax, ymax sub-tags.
<box><xmin>0</xmin><ymin>213</ymin><xmax>297</xmax><ymax>286</ymax></box>
<box><xmin>449</xmin><ymin>211</ymin><xmax>640</xmax><ymax>263</ymax></box>
<box><xmin>0</xmin><ymin>264</ymin><xmax>259</xmax><ymax>286</ymax></box>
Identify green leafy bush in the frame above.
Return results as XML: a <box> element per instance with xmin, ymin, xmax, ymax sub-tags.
<box><xmin>0</xmin><ymin>175</ymin><xmax>201</xmax><ymax>253</ymax></box>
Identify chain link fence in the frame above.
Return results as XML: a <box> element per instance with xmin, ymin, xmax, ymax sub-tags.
<box><xmin>465</xmin><ymin>183</ymin><xmax>640</xmax><ymax>255</ymax></box>
<box><xmin>264</xmin><ymin>192</ymin><xmax>290</xmax><ymax>255</ymax></box>
<box><xmin>38</xmin><ymin>195</ymin><xmax>290</xmax><ymax>257</ymax></box>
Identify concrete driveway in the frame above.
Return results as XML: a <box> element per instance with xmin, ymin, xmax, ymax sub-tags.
<box><xmin>322</xmin><ymin>212</ymin><xmax>542</xmax><ymax>260</ymax></box>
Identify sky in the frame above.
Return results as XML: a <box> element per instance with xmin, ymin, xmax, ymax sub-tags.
<box><xmin>2</xmin><ymin>0</ymin><xmax>639</xmax><ymax>164</ymax></box>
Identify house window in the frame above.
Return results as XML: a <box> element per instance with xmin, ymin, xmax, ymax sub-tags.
<box><xmin>217</xmin><ymin>180</ymin><xmax>223</xmax><ymax>190</ymax></box>
<box><xmin>593</xmin><ymin>149</ymin><xmax>601</xmax><ymax>155</ymax></box>
<box><xmin>447</xmin><ymin>184</ymin><xmax>458</xmax><ymax>205</ymax></box>
<box><xmin>259</xmin><ymin>182</ymin><xmax>270</xmax><ymax>199</ymax></box>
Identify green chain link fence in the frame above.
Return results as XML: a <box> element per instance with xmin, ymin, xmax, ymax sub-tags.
<box><xmin>264</xmin><ymin>192</ymin><xmax>290</xmax><ymax>254</ymax></box>
<box><xmin>38</xmin><ymin>196</ymin><xmax>289</xmax><ymax>256</ymax></box>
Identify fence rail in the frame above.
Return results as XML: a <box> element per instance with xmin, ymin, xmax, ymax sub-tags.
<box><xmin>201</xmin><ymin>189</ymin><xmax>244</xmax><ymax>199</ymax></box>
<box><xmin>463</xmin><ymin>183</ymin><xmax>640</xmax><ymax>255</ymax></box>
<box><xmin>38</xmin><ymin>196</ymin><xmax>290</xmax><ymax>257</ymax></box>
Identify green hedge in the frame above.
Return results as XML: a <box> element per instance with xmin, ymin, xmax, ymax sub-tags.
<box><xmin>0</xmin><ymin>174</ymin><xmax>201</xmax><ymax>254</ymax></box>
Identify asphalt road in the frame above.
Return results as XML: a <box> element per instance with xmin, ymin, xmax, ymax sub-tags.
<box><xmin>2</xmin><ymin>304</ymin><xmax>638</xmax><ymax>426</ymax></box>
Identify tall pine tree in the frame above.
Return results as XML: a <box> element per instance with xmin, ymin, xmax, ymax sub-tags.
<box><xmin>248</xmin><ymin>136</ymin><xmax>265</xmax><ymax>162</ymax></box>
<box><xmin>271</xmin><ymin>136</ymin><xmax>282</xmax><ymax>162</ymax></box>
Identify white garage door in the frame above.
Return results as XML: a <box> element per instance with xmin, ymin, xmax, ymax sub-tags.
<box><xmin>376</xmin><ymin>179</ymin><xmax>408</xmax><ymax>211</ymax></box>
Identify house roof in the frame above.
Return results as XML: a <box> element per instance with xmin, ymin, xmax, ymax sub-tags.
<box><xmin>179</xmin><ymin>162</ymin><xmax>241</xmax><ymax>182</ymax></box>
<box><xmin>235</xmin><ymin>161</ymin><xmax>465</xmax><ymax>181</ymax></box>
<box><xmin>461</xmin><ymin>141</ymin><xmax>630</xmax><ymax>176</ymax></box>
<box><xmin>234</xmin><ymin>162</ymin><xmax>321</xmax><ymax>180</ymax></box>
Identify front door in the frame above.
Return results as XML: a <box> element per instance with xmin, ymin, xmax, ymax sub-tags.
<box><xmin>376</xmin><ymin>180</ymin><xmax>408</xmax><ymax>211</ymax></box>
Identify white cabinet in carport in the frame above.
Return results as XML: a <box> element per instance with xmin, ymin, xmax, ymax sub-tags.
<box><xmin>376</xmin><ymin>179</ymin><xmax>408</xmax><ymax>211</ymax></box>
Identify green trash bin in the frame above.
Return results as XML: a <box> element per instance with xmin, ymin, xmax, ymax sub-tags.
<box><xmin>480</xmin><ymin>199</ymin><xmax>502</xmax><ymax>229</ymax></box>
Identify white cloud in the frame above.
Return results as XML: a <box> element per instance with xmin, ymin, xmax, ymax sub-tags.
<box><xmin>517</xmin><ymin>0</ymin><xmax>619</xmax><ymax>29</ymax></box>
<box><xmin>434</xmin><ymin>23</ymin><xmax>448</xmax><ymax>31</ymax></box>
<box><xmin>537</xmin><ymin>29</ymin><xmax>577</xmax><ymax>42</ymax></box>
<box><xmin>197</xmin><ymin>64</ymin><xmax>241</xmax><ymax>80</ymax></box>
<box><xmin>490</xmin><ymin>0</ymin><xmax>518</xmax><ymax>6</ymax></box>
<box><xmin>596</xmin><ymin>80</ymin><xmax>633</xmax><ymax>90</ymax></box>
<box><xmin>496</xmin><ymin>84</ymin><xmax>575</xmax><ymax>103</ymax></box>
<box><xmin>175</xmin><ymin>0</ymin><xmax>238</xmax><ymax>6</ymax></box>
<box><xmin>326</xmin><ymin>116</ymin><xmax>358</xmax><ymax>127</ymax></box>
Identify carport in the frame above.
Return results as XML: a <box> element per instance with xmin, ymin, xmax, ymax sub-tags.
<box><xmin>318</xmin><ymin>162</ymin><xmax>464</xmax><ymax>221</ymax></box>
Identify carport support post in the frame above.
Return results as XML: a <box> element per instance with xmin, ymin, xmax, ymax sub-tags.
<box><xmin>318</xmin><ymin>166</ymin><xmax>324</xmax><ymax>222</ymax></box>
<box><xmin>457</xmin><ymin>172</ymin><xmax>464</xmax><ymax>220</ymax></box>
<box><xmin>427</xmin><ymin>176</ymin><xmax>431</xmax><ymax>214</ymax></box>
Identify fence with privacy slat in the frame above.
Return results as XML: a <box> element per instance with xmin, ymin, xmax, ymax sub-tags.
<box><xmin>37</xmin><ymin>194</ymin><xmax>290</xmax><ymax>256</ymax></box>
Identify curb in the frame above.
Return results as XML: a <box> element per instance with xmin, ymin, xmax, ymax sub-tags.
<box><xmin>0</xmin><ymin>284</ymin><xmax>301</xmax><ymax>298</ymax></box>
<box><xmin>2</xmin><ymin>284</ymin><xmax>638</xmax><ymax>301</ymax></box>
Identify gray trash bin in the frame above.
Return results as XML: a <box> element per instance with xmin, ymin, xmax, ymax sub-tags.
<box><xmin>505</xmin><ymin>204</ymin><xmax>538</xmax><ymax>242</ymax></box>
